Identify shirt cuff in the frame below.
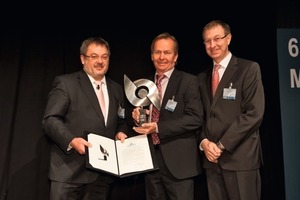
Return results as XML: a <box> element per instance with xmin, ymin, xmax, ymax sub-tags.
<box><xmin>67</xmin><ymin>143</ymin><xmax>73</xmax><ymax>151</ymax></box>
<box><xmin>199</xmin><ymin>138</ymin><xmax>208</xmax><ymax>151</ymax></box>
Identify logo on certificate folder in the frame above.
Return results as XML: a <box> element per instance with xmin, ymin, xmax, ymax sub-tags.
<box><xmin>99</xmin><ymin>145</ymin><xmax>109</xmax><ymax>161</ymax></box>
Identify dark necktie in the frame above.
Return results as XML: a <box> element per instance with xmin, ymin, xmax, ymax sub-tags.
<box><xmin>212</xmin><ymin>64</ymin><xmax>221</xmax><ymax>96</ymax></box>
<box><xmin>151</xmin><ymin>74</ymin><xmax>166</xmax><ymax>145</ymax></box>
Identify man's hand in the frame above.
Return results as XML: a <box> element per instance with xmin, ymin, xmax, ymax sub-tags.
<box><xmin>70</xmin><ymin>137</ymin><xmax>92</xmax><ymax>155</ymax></box>
<box><xmin>133</xmin><ymin>122</ymin><xmax>157</xmax><ymax>135</ymax></box>
<box><xmin>132</xmin><ymin>107</ymin><xmax>150</xmax><ymax>126</ymax></box>
<box><xmin>201</xmin><ymin>139</ymin><xmax>223</xmax><ymax>163</ymax></box>
<box><xmin>115</xmin><ymin>132</ymin><xmax>128</xmax><ymax>143</ymax></box>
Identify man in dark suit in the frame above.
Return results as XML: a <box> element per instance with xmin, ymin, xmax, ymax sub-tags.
<box><xmin>132</xmin><ymin>32</ymin><xmax>203</xmax><ymax>200</ymax></box>
<box><xmin>197</xmin><ymin>20</ymin><xmax>265</xmax><ymax>200</ymax></box>
<box><xmin>42</xmin><ymin>37</ymin><xmax>128</xmax><ymax>200</ymax></box>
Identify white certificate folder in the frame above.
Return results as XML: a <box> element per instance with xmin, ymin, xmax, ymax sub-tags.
<box><xmin>86</xmin><ymin>132</ymin><xmax>158</xmax><ymax>177</ymax></box>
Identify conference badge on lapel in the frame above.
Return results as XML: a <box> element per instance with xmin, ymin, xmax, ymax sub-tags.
<box><xmin>118</xmin><ymin>106</ymin><xmax>125</xmax><ymax>119</ymax></box>
<box><xmin>165</xmin><ymin>96</ymin><xmax>177</xmax><ymax>112</ymax></box>
<box><xmin>223</xmin><ymin>82</ymin><xmax>236</xmax><ymax>100</ymax></box>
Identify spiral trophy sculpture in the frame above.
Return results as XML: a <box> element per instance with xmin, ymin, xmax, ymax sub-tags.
<box><xmin>124</xmin><ymin>74</ymin><xmax>160</xmax><ymax>126</ymax></box>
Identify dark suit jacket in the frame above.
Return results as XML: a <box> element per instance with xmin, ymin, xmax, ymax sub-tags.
<box><xmin>198</xmin><ymin>55</ymin><xmax>265</xmax><ymax>170</ymax></box>
<box><xmin>42</xmin><ymin>70</ymin><xmax>128</xmax><ymax>183</ymax></box>
<box><xmin>154</xmin><ymin>68</ymin><xmax>203</xmax><ymax>179</ymax></box>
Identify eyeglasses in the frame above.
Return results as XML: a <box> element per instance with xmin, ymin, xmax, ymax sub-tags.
<box><xmin>153</xmin><ymin>50</ymin><xmax>173</xmax><ymax>56</ymax></box>
<box><xmin>203</xmin><ymin>34</ymin><xmax>228</xmax><ymax>45</ymax></box>
<box><xmin>83</xmin><ymin>54</ymin><xmax>109</xmax><ymax>61</ymax></box>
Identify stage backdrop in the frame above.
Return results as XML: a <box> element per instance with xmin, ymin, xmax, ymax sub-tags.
<box><xmin>277</xmin><ymin>29</ymin><xmax>300</xmax><ymax>200</ymax></box>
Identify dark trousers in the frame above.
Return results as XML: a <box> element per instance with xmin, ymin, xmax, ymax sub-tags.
<box><xmin>145</xmin><ymin>145</ymin><xmax>194</xmax><ymax>200</ymax></box>
<box><xmin>49</xmin><ymin>175</ymin><xmax>114</xmax><ymax>200</ymax></box>
<box><xmin>206</xmin><ymin>164</ymin><xmax>261</xmax><ymax>200</ymax></box>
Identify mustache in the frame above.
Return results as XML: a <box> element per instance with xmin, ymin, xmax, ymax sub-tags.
<box><xmin>95</xmin><ymin>63</ymin><xmax>104</xmax><ymax>68</ymax></box>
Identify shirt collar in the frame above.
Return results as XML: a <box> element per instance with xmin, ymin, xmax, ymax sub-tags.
<box><xmin>213</xmin><ymin>51</ymin><xmax>232</xmax><ymax>69</ymax></box>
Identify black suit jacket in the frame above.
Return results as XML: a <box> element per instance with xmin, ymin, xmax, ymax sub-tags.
<box><xmin>198</xmin><ymin>55</ymin><xmax>265</xmax><ymax>170</ymax></box>
<box><xmin>154</xmin><ymin>69</ymin><xmax>203</xmax><ymax>179</ymax></box>
<box><xmin>42</xmin><ymin>70</ymin><xmax>128</xmax><ymax>183</ymax></box>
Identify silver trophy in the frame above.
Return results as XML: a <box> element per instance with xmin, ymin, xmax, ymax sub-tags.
<box><xmin>124</xmin><ymin>74</ymin><xmax>160</xmax><ymax>126</ymax></box>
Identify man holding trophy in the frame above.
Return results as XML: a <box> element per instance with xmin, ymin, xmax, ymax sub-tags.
<box><xmin>129</xmin><ymin>32</ymin><xmax>204</xmax><ymax>200</ymax></box>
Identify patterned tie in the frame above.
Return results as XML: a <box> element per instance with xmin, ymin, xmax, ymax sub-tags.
<box><xmin>94</xmin><ymin>81</ymin><xmax>106</xmax><ymax>120</ymax></box>
<box><xmin>212</xmin><ymin>64</ymin><xmax>221</xmax><ymax>96</ymax></box>
<box><xmin>151</xmin><ymin>74</ymin><xmax>166</xmax><ymax>145</ymax></box>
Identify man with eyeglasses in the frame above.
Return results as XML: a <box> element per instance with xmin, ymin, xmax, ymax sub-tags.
<box><xmin>42</xmin><ymin>37</ymin><xmax>129</xmax><ymax>200</ymax></box>
<box><xmin>197</xmin><ymin>20</ymin><xmax>265</xmax><ymax>200</ymax></box>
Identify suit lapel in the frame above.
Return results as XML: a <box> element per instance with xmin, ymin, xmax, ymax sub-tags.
<box><xmin>212</xmin><ymin>56</ymin><xmax>238</xmax><ymax>107</ymax></box>
<box><xmin>206</xmin><ymin>68</ymin><xmax>213</xmax><ymax>102</ymax></box>
<box><xmin>78</xmin><ymin>71</ymin><xmax>106</xmax><ymax>123</ymax></box>
<box><xmin>105</xmin><ymin>79</ymin><xmax>116</xmax><ymax>127</ymax></box>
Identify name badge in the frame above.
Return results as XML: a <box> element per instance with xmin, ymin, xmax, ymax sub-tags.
<box><xmin>118</xmin><ymin>106</ymin><xmax>125</xmax><ymax>118</ymax></box>
<box><xmin>223</xmin><ymin>83</ymin><xmax>236</xmax><ymax>100</ymax></box>
<box><xmin>165</xmin><ymin>96</ymin><xmax>177</xmax><ymax>112</ymax></box>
